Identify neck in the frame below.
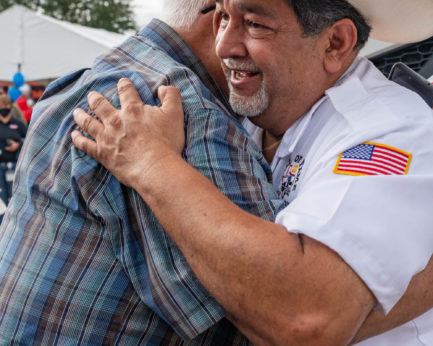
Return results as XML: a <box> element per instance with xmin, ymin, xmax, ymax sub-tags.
<box><xmin>262</xmin><ymin>130</ymin><xmax>283</xmax><ymax>164</ymax></box>
<box><xmin>0</xmin><ymin>114</ymin><xmax>11</xmax><ymax>124</ymax></box>
<box><xmin>177</xmin><ymin>23</ymin><xmax>229</xmax><ymax>95</ymax></box>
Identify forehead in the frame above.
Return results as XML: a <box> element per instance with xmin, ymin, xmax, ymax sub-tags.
<box><xmin>216</xmin><ymin>0</ymin><xmax>286</xmax><ymax>18</ymax></box>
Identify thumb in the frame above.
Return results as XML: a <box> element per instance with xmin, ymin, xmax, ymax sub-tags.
<box><xmin>158</xmin><ymin>86</ymin><xmax>183</xmax><ymax>118</ymax></box>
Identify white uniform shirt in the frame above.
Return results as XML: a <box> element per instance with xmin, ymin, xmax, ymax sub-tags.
<box><xmin>244</xmin><ymin>58</ymin><xmax>433</xmax><ymax>345</ymax></box>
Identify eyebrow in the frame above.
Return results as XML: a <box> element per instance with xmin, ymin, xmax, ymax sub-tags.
<box><xmin>215</xmin><ymin>0</ymin><xmax>275</xmax><ymax>19</ymax></box>
<box><xmin>200</xmin><ymin>5</ymin><xmax>216</xmax><ymax>14</ymax></box>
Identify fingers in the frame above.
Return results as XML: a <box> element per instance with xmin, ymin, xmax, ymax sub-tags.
<box><xmin>73</xmin><ymin>108</ymin><xmax>104</xmax><ymax>140</ymax></box>
<box><xmin>72</xmin><ymin>108</ymin><xmax>100</xmax><ymax>159</ymax></box>
<box><xmin>5</xmin><ymin>140</ymin><xmax>20</xmax><ymax>152</ymax></box>
<box><xmin>117</xmin><ymin>78</ymin><xmax>142</xmax><ymax>107</ymax></box>
<box><xmin>158</xmin><ymin>86</ymin><xmax>183</xmax><ymax>118</ymax></box>
<box><xmin>71</xmin><ymin>130</ymin><xmax>98</xmax><ymax>159</ymax></box>
<box><xmin>87</xmin><ymin>91</ymin><xmax>117</xmax><ymax>120</ymax></box>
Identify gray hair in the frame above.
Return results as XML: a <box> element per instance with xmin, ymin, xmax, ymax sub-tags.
<box><xmin>286</xmin><ymin>0</ymin><xmax>371</xmax><ymax>50</ymax></box>
<box><xmin>161</xmin><ymin>0</ymin><xmax>211</xmax><ymax>30</ymax></box>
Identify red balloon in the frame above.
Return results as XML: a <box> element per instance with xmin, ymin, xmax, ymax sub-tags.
<box><xmin>23</xmin><ymin>108</ymin><xmax>32</xmax><ymax>123</ymax></box>
<box><xmin>16</xmin><ymin>95</ymin><xmax>29</xmax><ymax>111</ymax></box>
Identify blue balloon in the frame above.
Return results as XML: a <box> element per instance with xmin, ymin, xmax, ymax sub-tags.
<box><xmin>8</xmin><ymin>86</ymin><xmax>22</xmax><ymax>101</ymax></box>
<box><xmin>13</xmin><ymin>72</ymin><xmax>25</xmax><ymax>87</ymax></box>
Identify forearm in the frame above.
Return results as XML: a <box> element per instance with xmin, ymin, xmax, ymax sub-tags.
<box><xmin>133</xmin><ymin>152</ymin><xmax>374</xmax><ymax>345</ymax></box>
<box><xmin>135</xmin><ymin>153</ymin><xmax>433</xmax><ymax>344</ymax></box>
<box><xmin>71</xmin><ymin>83</ymin><xmax>374</xmax><ymax>344</ymax></box>
<box><xmin>353</xmin><ymin>254</ymin><xmax>433</xmax><ymax>343</ymax></box>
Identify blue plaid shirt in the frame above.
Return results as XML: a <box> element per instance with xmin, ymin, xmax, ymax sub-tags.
<box><xmin>0</xmin><ymin>20</ymin><xmax>284</xmax><ymax>345</ymax></box>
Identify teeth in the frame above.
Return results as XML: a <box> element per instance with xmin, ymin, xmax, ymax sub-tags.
<box><xmin>234</xmin><ymin>71</ymin><xmax>254</xmax><ymax>80</ymax></box>
<box><xmin>235</xmin><ymin>71</ymin><xmax>246</xmax><ymax>79</ymax></box>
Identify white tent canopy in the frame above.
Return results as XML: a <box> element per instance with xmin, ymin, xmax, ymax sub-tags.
<box><xmin>0</xmin><ymin>5</ymin><xmax>129</xmax><ymax>82</ymax></box>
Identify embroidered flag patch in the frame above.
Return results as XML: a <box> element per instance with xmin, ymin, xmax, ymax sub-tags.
<box><xmin>334</xmin><ymin>142</ymin><xmax>412</xmax><ymax>176</ymax></box>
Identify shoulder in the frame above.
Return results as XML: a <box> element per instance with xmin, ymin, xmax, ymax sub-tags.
<box><xmin>328</xmin><ymin>59</ymin><xmax>431</xmax><ymax>124</ymax></box>
<box><xmin>315</xmin><ymin>59</ymin><xmax>433</xmax><ymax>160</ymax></box>
<box><xmin>185</xmin><ymin>107</ymin><xmax>259</xmax><ymax>159</ymax></box>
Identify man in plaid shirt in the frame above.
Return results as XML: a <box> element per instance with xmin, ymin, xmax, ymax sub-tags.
<box><xmin>0</xmin><ymin>1</ymin><xmax>283</xmax><ymax>344</ymax></box>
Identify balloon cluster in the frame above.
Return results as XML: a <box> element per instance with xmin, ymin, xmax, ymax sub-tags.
<box><xmin>8</xmin><ymin>72</ymin><xmax>33</xmax><ymax>122</ymax></box>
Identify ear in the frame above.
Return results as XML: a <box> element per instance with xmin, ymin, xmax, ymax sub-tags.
<box><xmin>323</xmin><ymin>19</ymin><xmax>358</xmax><ymax>74</ymax></box>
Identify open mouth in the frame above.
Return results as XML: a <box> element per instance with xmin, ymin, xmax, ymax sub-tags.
<box><xmin>228</xmin><ymin>68</ymin><xmax>262</xmax><ymax>92</ymax></box>
<box><xmin>232</xmin><ymin>70</ymin><xmax>260</xmax><ymax>80</ymax></box>
<box><xmin>223</xmin><ymin>59</ymin><xmax>261</xmax><ymax>78</ymax></box>
<box><xmin>222</xmin><ymin>59</ymin><xmax>263</xmax><ymax>95</ymax></box>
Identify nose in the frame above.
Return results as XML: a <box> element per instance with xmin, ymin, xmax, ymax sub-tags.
<box><xmin>215</xmin><ymin>22</ymin><xmax>248</xmax><ymax>59</ymax></box>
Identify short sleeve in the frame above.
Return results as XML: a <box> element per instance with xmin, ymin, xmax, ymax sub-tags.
<box><xmin>276</xmin><ymin>129</ymin><xmax>433</xmax><ymax>313</ymax></box>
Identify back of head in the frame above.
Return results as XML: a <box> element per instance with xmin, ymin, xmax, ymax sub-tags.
<box><xmin>161</xmin><ymin>0</ymin><xmax>211</xmax><ymax>30</ymax></box>
<box><xmin>286</xmin><ymin>0</ymin><xmax>371</xmax><ymax>50</ymax></box>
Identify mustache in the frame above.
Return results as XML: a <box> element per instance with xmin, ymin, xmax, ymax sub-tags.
<box><xmin>222</xmin><ymin>58</ymin><xmax>261</xmax><ymax>73</ymax></box>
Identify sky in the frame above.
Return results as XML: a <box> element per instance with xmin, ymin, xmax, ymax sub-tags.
<box><xmin>131</xmin><ymin>0</ymin><xmax>163</xmax><ymax>27</ymax></box>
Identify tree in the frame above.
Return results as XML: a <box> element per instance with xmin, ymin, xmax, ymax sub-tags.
<box><xmin>0</xmin><ymin>0</ymin><xmax>137</xmax><ymax>34</ymax></box>
<box><xmin>0</xmin><ymin>0</ymin><xmax>39</xmax><ymax>11</ymax></box>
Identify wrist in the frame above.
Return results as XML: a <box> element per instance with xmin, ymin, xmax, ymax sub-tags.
<box><xmin>131</xmin><ymin>146</ymin><xmax>182</xmax><ymax>198</ymax></box>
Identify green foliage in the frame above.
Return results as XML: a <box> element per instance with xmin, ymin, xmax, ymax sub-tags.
<box><xmin>0</xmin><ymin>0</ymin><xmax>137</xmax><ymax>33</ymax></box>
<box><xmin>0</xmin><ymin>0</ymin><xmax>40</xmax><ymax>11</ymax></box>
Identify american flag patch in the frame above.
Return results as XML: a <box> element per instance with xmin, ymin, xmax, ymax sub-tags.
<box><xmin>334</xmin><ymin>142</ymin><xmax>412</xmax><ymax>176</ymax></box>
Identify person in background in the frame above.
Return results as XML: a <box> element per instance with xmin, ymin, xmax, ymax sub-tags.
<box><xmin>0</xmin><ymin>88</ymin><xmax>26</xmax><ymax>123</ymax></box>
<box><xmin>0</xmin><ymin>94</ymin><xmax>26</xmax><ymax>211</ymax></box>
<box><xmin>9</xmin><ymin>105</ymin><xmax>26</xmax><ymax>123</ymax></box>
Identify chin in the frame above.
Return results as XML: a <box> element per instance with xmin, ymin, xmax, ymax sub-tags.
<box><xmin>229</xmin><ymin>84</ymin><xmax>269</xmax><ymax>118</ymax></box>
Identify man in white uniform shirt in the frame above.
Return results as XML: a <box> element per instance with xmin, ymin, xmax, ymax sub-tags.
<box><xmin>72</xmin><ymin>0</ymin><xmax>433</xmax><ymax>344</ymax></box>
<box><xmin>242</xmin><ymin>56</ymin><xmax>433</xmax><ymax>345</ymax></box>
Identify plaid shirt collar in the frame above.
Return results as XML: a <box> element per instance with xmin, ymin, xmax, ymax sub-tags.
<box><xmin>138</xmin><ymin>19</ymin><xmax>232</xmax><ymax>113</ymax></box>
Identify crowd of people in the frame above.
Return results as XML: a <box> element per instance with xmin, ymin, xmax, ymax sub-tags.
<box><xmin>0</xmin><ymin>0</ymin><xmax>432</xmax><ymax>345</ymax></box>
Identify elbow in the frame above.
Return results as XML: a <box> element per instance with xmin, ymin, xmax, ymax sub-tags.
<box><xmin>231</xmin><ymin>300</ymin><xmax>361</xmax><ymax>345</ymax></box>
<box><xmin>268</xmin><ymin>313</ymin><xmax>349</xmax><ymax>346</ymax></box>
<box><xmin>288</xmin><ymin>314</ymin><xmax>333</xmax><ymax>345</ymax></box>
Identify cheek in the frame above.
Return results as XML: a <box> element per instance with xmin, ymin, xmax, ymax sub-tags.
<box><xmin>213</xmin><ymin>16</ymin><xmax>223</xmax><ymax>39</ymax></box>
<box><xmin>215</xmin><ymin>31</ymin><xmax>223</xmax><ymax>51</ymax></box>
<box><xmin>263</xmin><ymin>58</ymin><xmax>290</xmax><ymax>90</ymax></box>
<box><xmin>245</xmin><ymin>41</ymin><xmax>267</xmax><ymax>61</ymax></box>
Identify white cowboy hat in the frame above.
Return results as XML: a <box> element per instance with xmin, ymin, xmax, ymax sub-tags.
<box><xmin>347</xmin><ymin>0</ymin><xmax>433</xmax><ymax>43</ymax></box>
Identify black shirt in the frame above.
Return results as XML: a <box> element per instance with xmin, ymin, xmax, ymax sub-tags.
<box><xmin>0</xmin><ymin>118</ymin><xmax>27</xmax><ymax>162</ymax></box>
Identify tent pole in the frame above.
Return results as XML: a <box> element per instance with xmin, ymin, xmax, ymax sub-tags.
<box><xmin>18</xmin><ymin>7</ymin><xmax>24</xmax><ymax>74</ymax></box>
